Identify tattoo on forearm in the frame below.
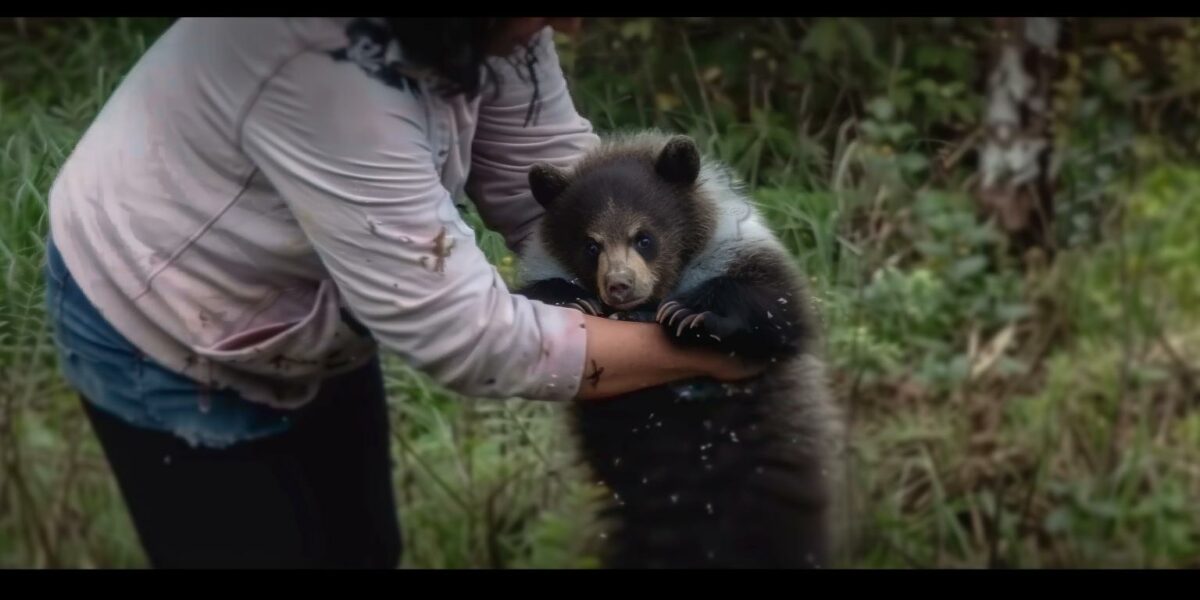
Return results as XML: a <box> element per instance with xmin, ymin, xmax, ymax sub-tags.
<box><xmin>586</xmin><ymin>359</ymin><xmax>605</xmax><ymax>388</ymax></box>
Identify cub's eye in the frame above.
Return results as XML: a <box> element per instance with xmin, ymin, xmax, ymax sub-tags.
<box><xmin>635</xmin><ymin>233</ymin><xmax>654</xmax><ymax>250</ymax></box>
<box><xmin>586</xmin><ymin>241</ymin><xmax>601</xmax><ymax>257</ymax></box>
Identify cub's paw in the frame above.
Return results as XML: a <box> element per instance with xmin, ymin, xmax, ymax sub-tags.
<box><xmin>656</xmin><ymin>301</ymin><xmax>739</xmax><ymax>343</ymax></box>
<box><xmin>564</xmin><ymin>297</ymin><xmax>605</xmax><ymax>317</ymax></box>
<box><xmin>518</xmin><ymin>279</ymin><xmax>609</xmax><ymax>317</ymax></box>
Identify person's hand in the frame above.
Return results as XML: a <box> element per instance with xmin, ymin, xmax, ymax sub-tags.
<box><xmin>700</xmin><ymin>351</ymin><xmax>768</xmax><ymax>383</ymax></box>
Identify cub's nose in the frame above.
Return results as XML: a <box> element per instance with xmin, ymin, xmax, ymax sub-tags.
<box><xmin>604</xmin><ymin>277</ymin><xmax>633</xmax><ymax>304</ymax></box>
<box><xmin>607</xmin><ymin>281</ymin><xmax>631</xmax><ymax>299</ymax></box>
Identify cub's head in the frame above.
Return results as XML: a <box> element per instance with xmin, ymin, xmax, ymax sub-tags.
<box><xmin>529</xmin><ymin>135</ymin><xmax>712</xmax><ymax>311</ymax></box>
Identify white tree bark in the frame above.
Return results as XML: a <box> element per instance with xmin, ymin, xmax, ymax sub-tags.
<box><xmin>976</xmin><ymin>17</ymin><xmax>1060</xmax><ymax>253</ymax></box>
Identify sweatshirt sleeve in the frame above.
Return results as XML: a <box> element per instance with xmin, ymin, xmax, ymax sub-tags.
<box><xmin>465</xmin><ymin>27</ymin><xmax>600</xmax><ymax>253</ymax></box>
<box><xmin>238</xmin><ymin>49</ymin><xmax>588</xmax><ymax>401</ymax></box>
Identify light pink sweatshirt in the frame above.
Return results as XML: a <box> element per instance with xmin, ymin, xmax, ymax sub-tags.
<box><xmin>48</xmin><ymin>18</ymin><xmax>599</xmax><ymax>408</ymax></box>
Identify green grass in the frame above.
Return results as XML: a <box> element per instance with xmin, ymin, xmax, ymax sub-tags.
<box><xmin>2</xmin><ymin>17</ymin><xmax>1199</xmax><ymax>568</ymax></box>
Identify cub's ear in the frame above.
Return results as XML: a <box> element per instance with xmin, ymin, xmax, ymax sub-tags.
<box><xmin>655</xmin><ymin>135</ymin><xmax>701</xmax><ymax>186</ymax></box>
<box><xmin>529</xmin><ymin>163</ymin><xmax>571</xmax><ymax>209</ymax></box>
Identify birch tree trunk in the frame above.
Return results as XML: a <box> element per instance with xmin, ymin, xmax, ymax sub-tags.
<box><xmin>976</xmin><ymin>17</ymin><xmax>1061</xmax><ymax>259</ymax></box>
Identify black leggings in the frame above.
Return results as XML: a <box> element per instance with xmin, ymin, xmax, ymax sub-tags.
<box><xmin>81</xmin><ymin>358</ymin><xmax>402</xmax><ymax>569</ymax></box>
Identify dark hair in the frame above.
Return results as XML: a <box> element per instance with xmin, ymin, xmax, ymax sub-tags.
<box><xmin>385</xmin><ymin>18</ymin><xmax>544</xmax><ymax>126</ymax></box>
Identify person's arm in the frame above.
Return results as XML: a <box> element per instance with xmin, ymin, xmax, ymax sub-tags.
<box><xmin>465</xmin><ymin>26</ymin><xmax>598</xmax><ymax>253</ymax></box>
<box><xmin>575</xmin><ymin>316</ymin><xmax>761</xmax><ymax>401</ymax></box>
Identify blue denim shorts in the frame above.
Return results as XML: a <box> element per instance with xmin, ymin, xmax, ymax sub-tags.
<box><xmin>44</xmin><ymin>238</ymin><xmax>294</xmax><ymax>448</ymax></box>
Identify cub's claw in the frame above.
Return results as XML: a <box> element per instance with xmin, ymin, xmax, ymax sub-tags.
<box><xmin>676</xmin><ymin>311</ymin><xmax>708</xmax><ymax>337</ymax></box>
<box><xmin>565</xmin><ymin>298</ymin><xmax>604</xmax><ymax>316</ymax></box>
<box><xmin>657</xmin><ymin>301</ymin><xmax>694</xmax><ymax>328</ymax></box>
<box><xmin>655</xmin><ymin>301</ymin><xmax>680</xmax><ymax>323</ymax></box>
<box><xmin>657</xmin><ymin>301</ymin><xmax>719</xmax><ymax>339</ymax></box>
<box><xmin>656</xmin><ymin>301</ymin><xmax>740</xmax><ymax>344</ymax></box>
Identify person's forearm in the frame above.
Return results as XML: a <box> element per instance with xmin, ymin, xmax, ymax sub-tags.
<box><xmin>573</xmin><ymin>315</ymin><xmax>742</xmax><ymax>401</ymax></box>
